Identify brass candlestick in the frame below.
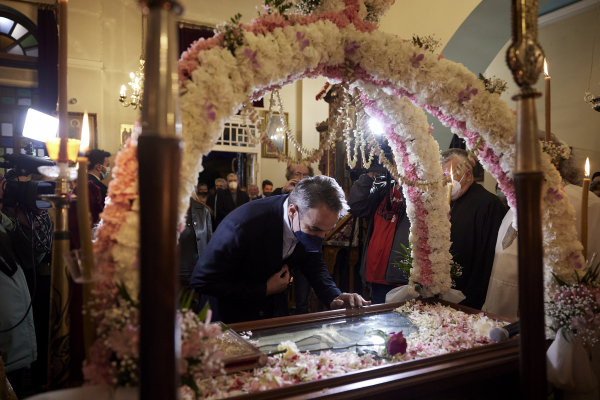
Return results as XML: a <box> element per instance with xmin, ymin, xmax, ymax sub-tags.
<box><xmin>506</xmin><ymin>1</ymin><xmax>547</xmax><ymax>398</ymax></box>
<box><xmin>39</xmin><ymin>162</ymin><xmax>78</xmax><ymax>389</ymax></box>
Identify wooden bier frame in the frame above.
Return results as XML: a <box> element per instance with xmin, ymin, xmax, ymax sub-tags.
<box><xmin>228</xmin><ymin>299</ymin><xmax>525</xmax><ymax>400</ymax></box>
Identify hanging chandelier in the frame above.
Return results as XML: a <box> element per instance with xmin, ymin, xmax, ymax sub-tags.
<box><xmin>119</xmin><ymin>15</ymin><xmax>145</xmax><ymax>110</ymax></box>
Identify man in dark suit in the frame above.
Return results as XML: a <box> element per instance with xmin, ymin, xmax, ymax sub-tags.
<box><xmin>215</xmin><ymin>173</ymin><xmax>250</xmax><ymax>226</ymax></box>
<box><xmin>191</xmin><ymin>175</ymin><xmax>370</xmax><ymax>323</ymax></box>
<box><xmin>87</xmin><ymin>149</ymin><xmax>111</xmax><ymax>209</ymax></box>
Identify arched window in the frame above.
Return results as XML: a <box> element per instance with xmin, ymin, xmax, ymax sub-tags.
<box><xmin>0</xmin><ymin>5</ymin><xmax>38</xmax><ymax>60</ymax></box>
<box><xmin>0</xmin><ymin>6</ymin><xmax>40</xmax><ymax>169</ymax></box>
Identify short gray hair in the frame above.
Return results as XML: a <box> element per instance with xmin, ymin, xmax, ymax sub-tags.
<box><xmin>440</xmin><ymin>148</ymin><xmax>470</xmax><ymax>167</ymax></box>
<box><xmin>288</xmin><ymin>175</ymin><xmax>348</xmax><ymax>218</ymax></box>
<box><xmin>215</xmin><ymin>178</ymin><xmax>226</xmax><ymax>186</ymax></box>
<box><xmin>226</xmin><ymin>173</ymin><xmax>238</xmax><ymax>181</ymax></box>
<box><xmin>285</xmin><ymin>164</ymin><xmax>315</xmax><ymax>181</ymax></box>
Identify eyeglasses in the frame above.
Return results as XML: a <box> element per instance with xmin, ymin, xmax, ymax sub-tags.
<box><xmin>294</xmin><ymin>171</ymin><xmax>310</xmax><ymax>179</ymax></box>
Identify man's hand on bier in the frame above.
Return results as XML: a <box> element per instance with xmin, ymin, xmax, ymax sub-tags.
<box><xmin>330</xmin><ymin>293</ymin><xmax>371</xmax><ymax>309</ymax></box>
<box><xmin>281</xmin><ymin>179</ymin><xmax>299</xmax><ymax>194</ymax></box>
<box><xmin>266</xmin><ymin>264</ymin><xmax>290</xmax><ymax>296</ymax></box>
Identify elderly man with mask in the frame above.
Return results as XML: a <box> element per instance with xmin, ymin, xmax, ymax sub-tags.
<box><xmin>441</xmin><ymin>148</ymin><xmax>506</xmax><ymax>310</ymax></box>
<box><xmin>272</xmin><ymin>164</ymin><xmax>314</xmax><ymax>196</ymax></box>
<box><xmin>191</xmin><ymin>175</ymin><xmax>370</xmax><ymax>323</ymax></box>
<box><xmin>215</xmin><ymin>173</ymin><xmax>250</xmax><ymax>226</ymax></box>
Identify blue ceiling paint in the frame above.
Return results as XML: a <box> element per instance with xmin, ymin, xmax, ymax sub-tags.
<box><xmin>540</xmin><ymin>0</ymin><xmax>583</xmax><ymax>16</ymax></box>
<box><xmin>428</xmin><ymin>0</ymin><xmax>553</xmax><ymax>150</ymax></box>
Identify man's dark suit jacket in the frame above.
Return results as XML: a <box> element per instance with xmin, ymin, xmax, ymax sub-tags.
<box><xmin>214</xmin><ymin>188</ymin><xmax>250</xmax><ymax>226</ymax></box>
<box><xmin>191</xmin><ymin>194</ymin><xmax>341</xmax><ymax>324</ymax></box>
<box><xmin>88</xmin><ymin>174</ymin><xmax>108</xmax><ymax>209</ymax></box>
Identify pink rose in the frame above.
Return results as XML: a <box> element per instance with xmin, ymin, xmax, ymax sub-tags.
<box><xmin>387</xmin><ymin>331</ymin><xmax>407</xmax><ymax>356</ymax></box>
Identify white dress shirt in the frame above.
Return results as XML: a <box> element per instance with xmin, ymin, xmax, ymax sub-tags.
<box><xmin>282</xmin><ymin>198</ymin><xmax>298</xmax><ymax>260</ymax></box>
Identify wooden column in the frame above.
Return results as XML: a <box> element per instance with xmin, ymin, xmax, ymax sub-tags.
<box><xmin>506</xmin><ymin>0</ymin><xmax>547</xmax><ymax>398</ymax></box>
<box><xmin>138</xmin><ymin>1</ymin><xmax>183</xmax><ymax>400</ymax></box>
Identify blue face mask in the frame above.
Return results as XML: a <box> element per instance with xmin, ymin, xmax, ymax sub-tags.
<box><xmin>293</xmin><ymin>210</ymin><xmax>324</xmax><ymax>252</ymax></box>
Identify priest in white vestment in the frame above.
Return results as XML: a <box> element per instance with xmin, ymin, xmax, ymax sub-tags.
<box><xmin>483</xmin><ymin>135</ymin><xmax>600</xmax><ymax>320</ymax></box>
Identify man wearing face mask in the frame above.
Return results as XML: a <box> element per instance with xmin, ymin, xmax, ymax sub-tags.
<box><xmin>214</xmin><ymin>173</ymin><xmax>250</xmax><ymax>227</ymax></box>
<box><xmin>441</xmin><ymin>149</ymin><xmax>506</xmax><ymax>310</ymax></box>
<box><xmin>87</xmin><ymin>149</ymin><xmax>112</xmax><ymax>209</ymax></box>
<box><xmin>191</xmin><ymin>175</ymin><xmax>370</xmax><ymax>323</ymax></box>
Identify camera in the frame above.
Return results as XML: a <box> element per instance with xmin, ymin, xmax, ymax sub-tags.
<box><xmin>0</xmin><ymin>153</ymin><xmax>56</xmax><ymax>210</ymax></box>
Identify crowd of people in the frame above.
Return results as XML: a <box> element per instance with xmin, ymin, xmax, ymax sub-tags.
<box><xmin>2</xmin><ymin>135</ymin><xmax>600</xmax><ymax>398</ymax></box>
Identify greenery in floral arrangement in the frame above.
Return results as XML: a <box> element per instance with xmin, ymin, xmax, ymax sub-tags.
<box><xmin>294</xmin><ymin>0</ymin><xmax>321</xmax><ymax>15</ymax></box>
<box><xmin>365</xmin><ymin>4</ymin><xmax>380</xmax><ymax>23</ymax></box>
<box><xmin>216</xmin><ymin>13</ymin><xmax>245</xmax><ymax>57</ymax></box>
<box><xmin>393</xmin><ymin>243</ymin><xmax>463</xmax><ymax>291</ymax></box>
<box><xmin>262</xmin><ymin>0</ymin><xmax>294</xmax><ymax>18</ymax></box>
<box><xmin>411</xmin><ymin>34</ymin><xmax>442</xmax><ymax>53</ymax></box>
<box><xmin>546</xmin><ymin>262</ymin><xmax>600</xmax><ymax>346</ymax></box>
<box><xmin>477</xmin><ymin>73</ymin><xmax>509</xmax><ymax>95</ymax></box>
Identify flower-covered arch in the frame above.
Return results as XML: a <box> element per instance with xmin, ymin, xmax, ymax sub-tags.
<box><xmin>176</xmin><ymin>0</ymin><xmax>584</xmax><ymax>297</ymax></box>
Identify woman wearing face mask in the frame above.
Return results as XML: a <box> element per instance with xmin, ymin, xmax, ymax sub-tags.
<box><xmin>86</xmin><ymin>149</ymin><xmax>112</xmax><ymax>209</ymax></box>
<box><xmin>214</xmin><ymin>173</ymin><xmax>250</xmax><ymax>227</ymax></box>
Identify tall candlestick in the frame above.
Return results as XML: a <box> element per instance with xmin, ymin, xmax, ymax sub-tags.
<box><xmin>77</xmin><ymin>112</ymin><xmax>95</xmax><ymax>361</ymax></box>
<box><xmin>544</xmin><ymin>59</ymin><xmax>551</xmax><ymax>142</ymax></box>
<box><xmin>58</xmin><ymin>0</ymin><xmax>68</xmax><ymax>162</ymax></box>
<box><xmin>448</xmin><ymin>165</ymin><xmax>453</xmax><ymax>205</ymax></box>
<box><xmin>582</xmin><ymin>157</ymin><xmax>590</xmax><ymax>259</ymax></box>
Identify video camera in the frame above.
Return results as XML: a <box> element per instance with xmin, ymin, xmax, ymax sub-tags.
<box><xmin>0</xmin><ymin>153</ymin><xmax>56</xmax><ymax>210</ymax></box>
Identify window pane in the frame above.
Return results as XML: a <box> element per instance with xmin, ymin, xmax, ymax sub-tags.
<box><xmin>7</xmin><ymin>44</ymin><xmax>23</xmax><ymax>55</ymax></box>
<box><xmin>37</xmin><ymin>149</ymin><xmax>44</xmax><ymax>157</ymax></box>
<box><xmin>20</xmin><ymin>148</ymin><xmax>25</xmax><ymax>154</ymax></box>
<box><xmin>1</xmin><ymin>138</ymin><xmax>13</xmax><ymax>146</ymax></box>
<box><xmin>17</xmin><ymin>89</ymin><xmax>31</xmax><ymax>97</ymax></box>
<box><xmin>25</xmin><ymin>47</ymin><xmax>38</xmax><ymax>57</ymax></box>
<box><xmin>0</xmin><ymin>113</ymin><xmax>11</xmax><ymax>123</ymax></box>
<box><xmin>11</xmin><ymin>23</ymin><xmax>27</xmax><ymax>40</ymax></box>
<box><xmin>20</xmin><ymin>34</ymin><xmax>37</xmax><ymax>48</ymax></box>
<box><xmin>1</xmin><ymin>97</ymin><xmax>16</xmax><ymax>105</ymax></box>
<box><xmin>0</xmin><ymin>17</ymin><xmax>14</xmax><ymax>35</ymax></box>
<box><xmin>1</xmin><ymin>123</ymin><xmax>12</xmax><ymax>136</ymax></box>
<box><xmin>17</xmin><ymin>98</ymin><xmax>31</xmax><ymax>106</ymax></box>
<box><xmin>0</xmin><ymin>35</ymin><xmax>15</xmax><ymax>50</ymax></box>
<box><xmin>6</xmin><ymin>148</ymin><xmax>13</xmax><ymax>154</ymax></box>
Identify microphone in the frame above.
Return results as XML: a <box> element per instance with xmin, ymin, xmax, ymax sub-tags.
<box><xmin>489</xmin><ymin>321</ymin><xmax>519</xmax><ymax>342</ymax></box>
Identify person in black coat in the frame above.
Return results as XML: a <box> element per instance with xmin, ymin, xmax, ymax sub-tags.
<box><xmin>191</xmin><ymin>175</ymin><xmax>370</xmax><ymax>324</ymax></box>
<box><xmin>441</xmin><ymin>149</ymin><xmax>507</xmax><ymax>310</ymax></box>
<box><xmin>214</xmin><ymin>173</ymin><xmax>250</xmax><ymax>227</ymax></box>
<box><xmin>87</xmin><ymin>149</ymin><xmax>111</xmax><ymax>209</ymax></box>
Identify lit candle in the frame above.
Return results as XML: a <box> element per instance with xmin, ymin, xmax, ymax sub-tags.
<box><xmin>58</xmin><ymin>0</ymin><xmax>68</xmax><ymax>163</ymax></box>
<box><xmin>120</xmin><ymin>85</ymin><xmax>126</xmax><ymax>97</ymax></box>
<box><xmin>448</xmin><ymin>164</ymin><xmax>453</xmax><ymax>205</ymax></box>
<box><xmin>77</xmin><ymin>112</ymin><xmax>96</xmax><ymax>362</ymax></box>
<box><xmin>544</xmin><ymin>59</ymin><xmax>551</xmax><ymax>142</ymax></box>
<box><xmin>582</xmin><ymin>157</ymin><xmax>590</xmax><ymax>259</ymax></box>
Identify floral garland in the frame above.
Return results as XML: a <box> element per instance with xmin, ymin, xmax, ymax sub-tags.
<box><xmin>87</xmin><ymin>3</ymin><xmax>588</xmax><ymax>389</ymax></box>
<box><xmin>175</xmin><ymin>0</ymin><xmax>584</xmax><ymax>299</ymax></box>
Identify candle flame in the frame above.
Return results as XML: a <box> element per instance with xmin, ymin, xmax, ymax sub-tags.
<box><xmin>80</xmin><ymin>112</ymin><xmax>90</xmax><ymax>153</ymax></box>
<box><xmin>585</xmin><ymin>157</ymin><xmax>590</xmax><ymax>178</ymax></box>
<box><xmin>544</xmin><ymin>58</ymin><xmax>549</xmax><ymax>77</ymax></box>
<box><xmin>450</xmin><ymin>164</ymin><xmax>453</xmax><ymax>180</ymax></box>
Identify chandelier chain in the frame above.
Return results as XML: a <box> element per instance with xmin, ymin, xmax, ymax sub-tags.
<box><xmin>588</xmin><ymin>0</ymin><xmax>600</xmax><ymax>93</ymax></box>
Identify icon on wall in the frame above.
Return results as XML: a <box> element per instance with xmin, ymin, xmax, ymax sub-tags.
<box><xmin>52</xmin><ymin>111</ymin><xmax>98</xmax><ymax>149</ymax></box>
<box><xmin>120</xmin><ymin>124</ymin><xmax>135</xmax><ymax>148</ymax></box>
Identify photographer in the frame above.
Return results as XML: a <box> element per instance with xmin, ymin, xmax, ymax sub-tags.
<box><xmin>348</xmin><ymin>159</ymin><xmax>411</xmax><ymax>304</ymax></box>
<box><xmin>0</xmin><ymin>155</ymin><xmax>54</xmax><ymax>396</ymax></box>
<box><xmin>0</xmin><ymin>174</ymin><xmax>39</xmax><ymax>399</ymax></box>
